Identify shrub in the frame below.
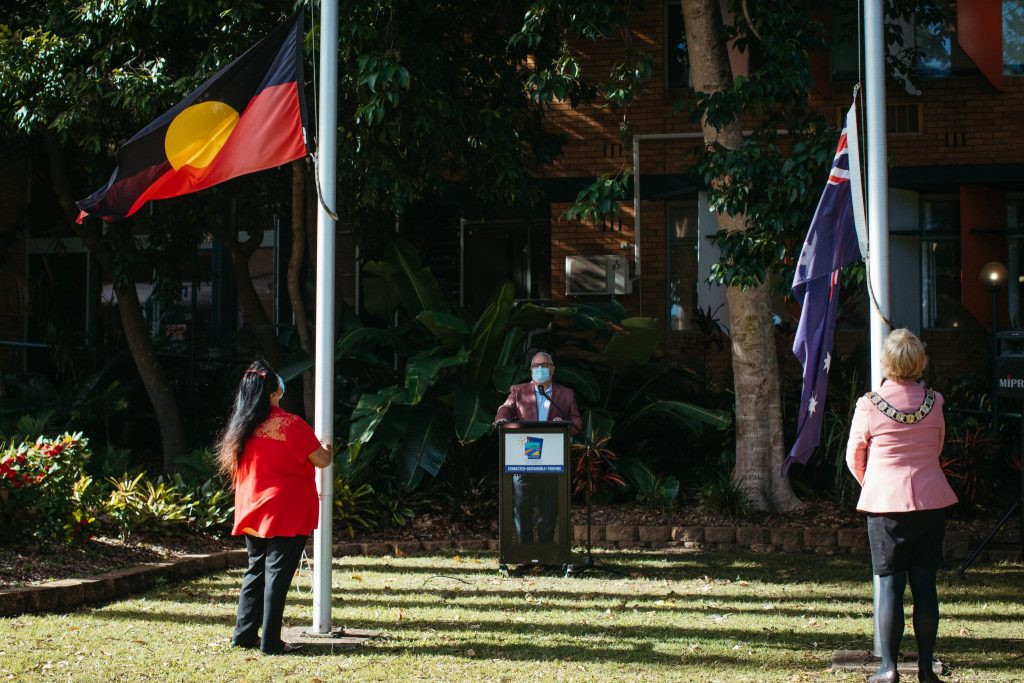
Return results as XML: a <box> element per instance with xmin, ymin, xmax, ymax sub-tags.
<box><xmin>570</xmin><ymin>433</ymin><xmax>626</xmax><ymax>500</ymax></box>
<box><xmin>700</xmin><ymin>472</ymin><xmax>749</xmax><ymax>519</ymax></box>
<box><xmin>618</xmin><ymin>457</ymin><xmax>679</xmax><ymax>509</ymax></box>
<box><xmin>0</xmin><ymin>432</ymin><xmax>92</xmax><ymax>543</ymax></box>
<box><xmin>104</xmin><ymin>472</ymin><xmax>194</xmax><ymax>540</ymax></box>
<box><xmin>181</xmin><ymin>476</ymin><xmax>234</xmax><ymax>534</ymax></box>
<box><xmin>333</xmin><ymin>477</ymin><xmax>377</xmax><ymax>538</ymax></box>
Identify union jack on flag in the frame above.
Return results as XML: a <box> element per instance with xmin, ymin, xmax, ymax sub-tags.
<box><xmin>782</xmin><ymin>103</ymin><xmax>865</xmax><ymax>475</ymax></box>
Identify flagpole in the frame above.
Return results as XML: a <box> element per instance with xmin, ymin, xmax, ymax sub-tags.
<box><xmin>864</xmin><ymin>0</ymin><xmax>892</xmax><ymax>658</ymax></box>
<box><xmin>864</xmin><ymin>0</ymin><xmax>890</xmax><ymax>387</ymax></box>
<box><xmin>312</xmin><ymin>0</ymin><xmax>338</xmax><ymax>635</ymax></box>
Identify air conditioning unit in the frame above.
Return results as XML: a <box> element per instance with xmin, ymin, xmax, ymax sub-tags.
<box><xmin>565</xmin><ymin>255</ymin><xmax>632</xmax><ymax>296</ymax></box>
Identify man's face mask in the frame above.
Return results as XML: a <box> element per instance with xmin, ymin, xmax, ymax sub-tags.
<box><xmin>277</xmin><ymin>375</ymin><xmax>286</xmax><ymax>397</ymax></box>
<box><xmin>531</xmin><ymin>365</ymin><xmax>552</xmax><ymax>383</ymax></box>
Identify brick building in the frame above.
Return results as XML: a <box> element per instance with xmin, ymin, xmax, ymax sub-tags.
<box><xmin>526</xmin><ymin>0</ymin><xmax>1024</xmax><ymax>386</ymax></box>
<box><xmin>2</xmin><ymin>1</ymin><xmax>1022</xmax><ymax>389</ymax></box>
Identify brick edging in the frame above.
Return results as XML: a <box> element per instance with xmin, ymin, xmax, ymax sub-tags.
<box><xmin>0</xmin><ymin>526</ymin><xmax>1005</xmax><ymax>617</ymax></box>
<box><xmin>0</xmin><ymin>549</ymin><xmax>248</xmax><ymax>617</ymax></box>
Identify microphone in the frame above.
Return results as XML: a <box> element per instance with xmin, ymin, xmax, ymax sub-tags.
<box><xmin>537</xmin><ymin>384</ymin><xmax>559</xmax><ymax>421</ymax></box>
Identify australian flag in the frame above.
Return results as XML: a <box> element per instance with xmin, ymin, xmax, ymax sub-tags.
<box><xmin>782</xmin><ymin>104</ymin><xmax>865</xmax><ymax>475</ymax></box>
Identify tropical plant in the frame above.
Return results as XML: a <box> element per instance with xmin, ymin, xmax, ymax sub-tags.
<box><xmin>104</xmin><ymin>472</ymin><xmax>194</xmax><ymax>540</ymax></box>
<box><xmin>570</xmin><ymin>425</ymin><xmax>625</xmax><ymax>498</ymax></box>
<box><xmin>700</xmin><ymin>471</ymin><xmax>749</xmax><ymax>519</ymax></box>
<box><xmin>0</xmin><ymin>432</ymin><xmax>92</xmax><ymax>544</ymax></box>
<box><xmin>333</xmin><ymin>477</ymin><xmax>377</xmax><ymax>539</ymax></box>
<box><xmin>940</xmin><ymin>415</ymin><xmax>1001</xmax><ymax>515</ymax></box>
<box><xmin>618</xmin><ymin>456</ymin><xmax>680</xmax><ymax>509</ymax></box>
<box><xmin>67</xmin><ymin>475</ymin><xmax>103</xmax><ymax>543</ymax></box>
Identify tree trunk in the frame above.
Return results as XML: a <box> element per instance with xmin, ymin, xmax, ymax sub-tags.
<box><xmin>289</xmin><ymin>159</ymin><xmax>315</xmax><ymax>421</ymax></box>
<box><xmin>681</xmin><ymin>0</ymin><xmax>801</xmax><ymax>511</ymax></box>
<box><xmin>45</xmin><ymin>135</ymin><xmax>187</xmax><ymax>474</ymax></box>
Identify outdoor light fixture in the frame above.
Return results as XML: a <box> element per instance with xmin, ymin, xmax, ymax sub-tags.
<box><xmin>980</xmin><ymin>261</ymin><xmax>1009</xmax><ymax>429</ymax></box>
<box><xmin>980</xmin><ymin>261</ymin><xmax>1009</xmax><ymax>290</ymax></box>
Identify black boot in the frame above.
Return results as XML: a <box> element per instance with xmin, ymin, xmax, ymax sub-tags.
<box><xmin>908</xmin><ymin>567</ymin><xmax>945</xmax><ymax>683</ymax></box>
<box><xmin>869</xmin><ymin>572</ymin><xmax>907</xmax><ymax>683</ymax></box>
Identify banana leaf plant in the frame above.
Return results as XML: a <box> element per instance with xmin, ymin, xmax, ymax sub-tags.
<box><xmin>284</xmin><ymin>236</ymin><xmax>731</xmax><ymax>495</ymax></box>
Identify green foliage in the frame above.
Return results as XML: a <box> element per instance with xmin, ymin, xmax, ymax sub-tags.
<box><xmin>173</xmin><ymin>447</ymin><xmax>220</xmax><ymax>487</ymax></box>
<box><xmin>0</xmin><ymin>432</ymin><xmax>92</xmax><ymax>544</ymax></box>
<box><xmin>570</xmin><ymin>427</ymin><xmax>626</xmax><ymax>498</ymax></box>
<box><xmin>333</xmin><ymin>477</ymin><xmax>377</xmax><ymax>539</ymax></box>
<box><xmin>90</xmin><ymin>443</ymin><xmax>131</xmax><ymax>479</ymax></box>
<box><xmin>618</xmin><ymin>456</ymin><xmax>680</xmax><ymax>509</ymax></box>
<box><xmin>563</xmin><ymin>171</ymin><xmax>632</xmax><ymax>224</ymax></box>
<box><xmin>181</xmin><ymin>476</ymin><xmax>234</xmax><ymax>534</ymax></box>
<box><xmin>700</xmin><ymin>472</ymin><xmax>749</xmax><ymax>519</ymax></box>
<box><xmin>104</xmin><ymin>472</ymin><xmax>193</xmax><ymax>540</ymax></box>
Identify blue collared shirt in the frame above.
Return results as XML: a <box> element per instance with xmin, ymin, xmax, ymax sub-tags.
<box><xmin>533</xmin><ymin>383</ymin><xmax>551</xmax><ymax>421</ymax></box>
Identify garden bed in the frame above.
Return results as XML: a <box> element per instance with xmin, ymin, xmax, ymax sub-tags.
<box><xmin>4</xmin><ymin>501</ymin><xmax>1016</xmax><ymax>590</ymax></box>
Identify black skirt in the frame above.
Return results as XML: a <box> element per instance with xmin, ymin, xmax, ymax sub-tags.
<box><xmin>866</xmin><ymin>508</ymin><xmax>946</xmax><ymax>576</ymax></box>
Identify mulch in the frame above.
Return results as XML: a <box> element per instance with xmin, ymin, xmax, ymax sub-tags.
<box><xmin>1</xmin><ymin>501</ymin><xmax>1014</xmax><ymax>588</ymax></box>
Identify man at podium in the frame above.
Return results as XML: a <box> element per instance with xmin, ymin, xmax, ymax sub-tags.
<box><xmin>494</xmin><ymin>351</ymin><xmax>582</xmax><ymax>544</ymax></box>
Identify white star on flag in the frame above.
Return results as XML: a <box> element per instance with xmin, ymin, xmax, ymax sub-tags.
<box><xmin>823</xmin><ymin>352</ymin><xmax>831</xmax><ymax>373</ymax></box>
<box><xmin>807</xmin><ymin>395</ymin><xmax>818</xmax><ymax>415</ymax></box>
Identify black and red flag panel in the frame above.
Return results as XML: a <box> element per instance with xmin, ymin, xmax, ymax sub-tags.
<box><xmin>76</xmin><ymin>12</ymin><xmax>309</xmax><ymax>223</ymax></box>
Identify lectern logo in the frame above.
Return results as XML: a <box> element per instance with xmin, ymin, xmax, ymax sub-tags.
<box><xmin>524</xmin><ymin>437</ymin><xmax>544</xmax><ymax>460</ymax></box>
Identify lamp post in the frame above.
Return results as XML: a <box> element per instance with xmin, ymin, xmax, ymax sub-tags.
<box><xmin>980</xmin><ymin>261</ymin><xmax>1008</xmax><ymax>430</ymax></box>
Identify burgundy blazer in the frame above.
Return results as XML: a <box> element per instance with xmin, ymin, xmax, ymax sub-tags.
<box><xmin>845</xmin><ymin>381</ymin><xmax>957</xmax><ymax>514</ymax></box>
<box><xmin>495</xmin><ymin>382</ymin><xmax>583</xmax><ymax>435</ymax></box>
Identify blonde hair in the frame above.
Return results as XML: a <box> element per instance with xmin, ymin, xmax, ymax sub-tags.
<box><xmin>881</xmin><ymin>328</ymin><xmax>928</xmax><ymax>382</ymax></box>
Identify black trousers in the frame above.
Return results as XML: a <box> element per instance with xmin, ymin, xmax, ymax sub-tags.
<box><xmin>232</xmin><ymin>534</ymin><xmax>307</xmax><ymax>654</ymax></box>
<box><xmin>512</xmin><ymin>474</ymin><xmax>559</xmax><ymax>544</ymax></box>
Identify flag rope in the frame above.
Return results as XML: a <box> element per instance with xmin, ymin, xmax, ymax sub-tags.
<box><xmin>307</xmin><ymin>3</ymin><xmax>340</xmax><ymax>222</ymax></box>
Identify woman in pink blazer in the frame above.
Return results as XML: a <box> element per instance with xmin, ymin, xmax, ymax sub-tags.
<box><xmin>846</xmin><ymin>329</ymin><xmax>957</xmax><ymax>683</ymax></box>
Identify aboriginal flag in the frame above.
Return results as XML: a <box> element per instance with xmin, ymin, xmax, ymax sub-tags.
<box><xmin>76</xmin><ymin>13</ymin><xmax>308</xmax><ymax>222</ymax></box>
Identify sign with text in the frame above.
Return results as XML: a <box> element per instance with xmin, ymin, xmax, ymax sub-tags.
<box><xmin>503</xmin><ymin>432</ymin><xmax>565</xmax><ymax>472</ymax></box>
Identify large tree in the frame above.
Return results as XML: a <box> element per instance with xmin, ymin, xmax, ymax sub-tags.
<box><xmin>681</xmin><ymin>0</ymin><xmax>808</xmax><ymax>510</ymax></box>
<box><xmin>0</xmin><ymin>0</ymin><xmax>293</xmax><ymax>471</ymax></box>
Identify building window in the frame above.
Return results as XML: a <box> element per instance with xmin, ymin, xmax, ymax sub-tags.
<box><xmin>461</xmin><ymin>219</ymin><xmax>551</xmax><ymax>313</ymax></box>
<box><xmin>665</xmin><ymin>1</ymin><xmax>690</xmax><ymax>89</ymax></box>
<box><xmin>1004</xmin><ymin>1</ymin><xmax>1024</xmax><ymax>74</ymax></box>
<box><xmin>667</xmin><ymin>202</ymin><xmax>698</xmax><ymax>331</ymax></box>
<box><xmin>913</xmin><ymin>1</ymin><xmax>975</xmax><ymax>79</ymax></box>
<box><xmin>920</xmin><ymin>197</ymin><xmax>962</xmax><ymax>329</ymax></box>
<box><xmin>1007</xmin><ymin>197</ymin><xmax>1024</xmax><ymax>325</ymax></box>
<box><xmin>887</xmin><ymin>103</ymin><xmax>922</xmax><ymax>133</ymax></box>
<box><xmin>831</xmin><ymin>8</ymin><xmax>859</xmax><ymax>80</ymax></box>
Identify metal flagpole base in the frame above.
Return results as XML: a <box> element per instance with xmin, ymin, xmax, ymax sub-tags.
<box><xmin>282</xmin><ymin>626</ymin><xmax>383</xmax><ymax>651</ymax></box>
<box><xmin>830</xmin><ymin>650</ymin><xmax>943</xmax><ymax>676</ymax></box>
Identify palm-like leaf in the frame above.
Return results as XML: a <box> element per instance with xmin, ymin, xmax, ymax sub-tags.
<box><xmin>396</xmin><ymin>409</ymin><xmax>450</xmax><ymax>488</ymax></box>
<box><xmin>386</xmin><ymin>238</ymin><xmax>447</xmax><ymax>316</ymax></box>
<box><xmin>417</xmin><ymin>310</ymin><xmax>470</xmax><ymax>350</ymax></box>
<box><xmin>361</xmin><ymin>260</ymin><xmax>402</xmax><ymax>319</ymax></box>
<box><xmin>464</xmin><ymin>281</ymin><xmax>514</xmax><ymax>387</ymax></box>
<box><xmin>552</xmin><ymin>364</ymin><xmax>601</xmax><ymax>402</ymax></box>
<box><xmin>348</xmin><ymin>386</ymin><xmax>406</xmax><ymax>457</ymax></box>
<box><xmin>601</xmin><ymin>316</ymin><xmax>662</xmax><ymax>368</ymax></box>
<box><xmin>617</xmin><ymin>400</ymin><xmax>731</xmax><ymax>435</ymax></box>
<box><xmin>454</xmin><ymin>386</ymin><xmax>493</xmax><ymax>444</ymax></box>
<box><xmin>401</xmin><ymin>347</ymin><xmax>470</xmax><ymax>404</ymax></box>
<box><xmin>491</xmin><ymin>327</ymin><xmax>527</xmax><ymax>392</ymax></box>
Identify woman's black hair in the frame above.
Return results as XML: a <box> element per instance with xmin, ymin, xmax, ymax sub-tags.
<box><xmin>217</xmin><ymin>359</ymin><xmax>278</xmax><ymax>479</ymax></box>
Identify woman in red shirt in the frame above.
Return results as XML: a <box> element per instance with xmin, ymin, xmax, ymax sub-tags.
<box><xmin>217</xmin><ymin>359</ymin><xmax>332</xmax><ymax>655</ymax></box>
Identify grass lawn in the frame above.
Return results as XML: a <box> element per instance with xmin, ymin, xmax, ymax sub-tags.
<box><xmin>0</xmin><ymin>550</ymin><xmax>1021</xmax><ymax>682</ymax></box>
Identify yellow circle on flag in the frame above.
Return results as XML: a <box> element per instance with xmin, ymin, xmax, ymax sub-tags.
<box><xmin>164</xmin><ymin>101</ymin><xmax>240</xmax><ymax>170</ymax></box>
